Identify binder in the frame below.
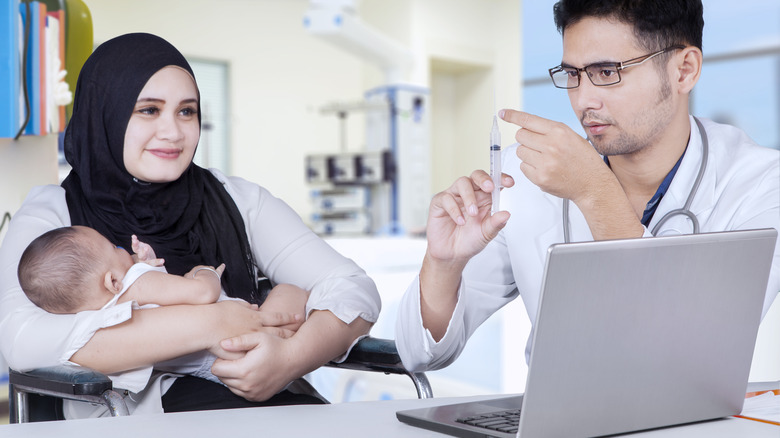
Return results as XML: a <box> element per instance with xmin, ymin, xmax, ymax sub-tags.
<box><xmin>20</xmin><ymin>1</ymin><xmax>49</xmax><ymax>136</ymax></box>
<box><xmin>35</xmin><ymin>1</ymin><xmax>48</xmax><ymax>135</ymax></box>
<box><xmin>0</xmin><ymin>0</ymin><xmax>22</xmax><ymax>138</ymax></box>
<box><xmin>3</xmin><ymin>0</ymin><xmax>73</xmax><ymax>138</ymax></box>
<box><xmin>19</xmin><ymin>1</ymin><xmax>41</xmax><ymax>136</ymax></box>
<box><xmin>47</xmin><ymin>9</ymin><xmax>66</xmax><ymax>132</ymax></box>
<box><xmin>45</xmin><ymin>12</ymin><xmax>60</xmax><ymax>133</ymax></box>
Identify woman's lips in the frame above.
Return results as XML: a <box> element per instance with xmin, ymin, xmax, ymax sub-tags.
<box><xmin>148</xmin><ymin>149</ymin><xmax>181</xmax><ymax>159</ymax></box>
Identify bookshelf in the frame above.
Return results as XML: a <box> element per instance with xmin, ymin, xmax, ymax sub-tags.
<box><xmin>1</xmin><ymin>0</ymin><xmax>92</xmax><ymax>139</ymax></box>
<box><xmin>0</xmin><ymin>0</ymin><xmax>92</xmax><ymax>424</ymax></box>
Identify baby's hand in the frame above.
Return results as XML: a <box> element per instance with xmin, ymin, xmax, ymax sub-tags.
<box><xmin>131</xmin><ymin>235</ymin><xmax>164</xmax><ymax>267</ymax></box>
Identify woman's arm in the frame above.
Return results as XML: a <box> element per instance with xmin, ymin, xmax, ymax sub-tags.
<box><xmin>212</xmin><ymin>172</ymin><xmax>382</xmax><ymax>398</ymax></box>
<box><xmin>0</xmin><ymin>186</ymin><xmax>77</xmax><ymax>370</ymax></box>
<box><xmin>70</xmin><ymin>300</ymin><xmax>296</xmax><ymax>374</ymax></box>
<box><xmin>212</xmin><ymin>309</ymin><xmax>371</xmax><ymax>401</ymax></box>
<box><xmin>0</xmin><ymin>186</ymin><xmax>297</xmax><ymax>372</ymax></box>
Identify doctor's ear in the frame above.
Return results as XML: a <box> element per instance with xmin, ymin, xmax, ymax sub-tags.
<box><xmin>103</xmin><ymin>271</ymin><xmax>123</xmax><ymax>294</ymax></box>
<box><xmin>674</xmin><ymin>46</ymin><xmax>702</xmax><ymax>94</ymax></box>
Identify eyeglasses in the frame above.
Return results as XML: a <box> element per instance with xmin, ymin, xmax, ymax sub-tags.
<box><xmin>548</xmin><ymin>45</ymin><xmax>685</xmax><ymax>89</ymax></box>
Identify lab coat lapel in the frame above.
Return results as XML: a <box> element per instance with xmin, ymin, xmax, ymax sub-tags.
<box><xmin>532</xmin><ymin>195</ymin><xmax>586</xmax><ymax>258</ymax></box>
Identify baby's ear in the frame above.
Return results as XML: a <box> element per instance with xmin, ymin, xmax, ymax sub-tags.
<box><xmin>103</xmin><ymin>271</ymin><xmax>123</xmax><ymax>294</ymax></box>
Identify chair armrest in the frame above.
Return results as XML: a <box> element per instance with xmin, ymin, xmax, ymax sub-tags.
<box><xmin>329</xmin><ymin>337</ymin><xmax>407</xmax><ymax>374</ymax></box>
<box><xmin>327</xmin><ymin>337</ymin><xmax>433</xmax><ymax>398</ymax></box>
<box><xmin>9</xmin><ymin>365</ymin><xmax>114</xmax><ymax>397</ymax></box>
<box><xmin>9</xmin><ymin>365</ymin><xmax>129</xmax><ymax>421</ymax></box>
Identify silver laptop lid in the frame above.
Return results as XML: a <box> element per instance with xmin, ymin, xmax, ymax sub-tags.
<box><xmin>518</xmin><ymin>229</ymin><xmax>777</xmax><ymax>438</ymax></box>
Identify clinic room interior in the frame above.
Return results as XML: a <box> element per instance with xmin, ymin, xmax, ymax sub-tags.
<box><xmin>0</xmin><ymin>0</ymin><xmax>778</xmax><ymax>408</ymax></box>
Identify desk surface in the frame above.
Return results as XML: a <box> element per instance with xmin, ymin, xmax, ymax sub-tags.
<box><xmin>2</xmin><ymin>392</ymin><xmax>778</xmax><ymax>438</ymax></box>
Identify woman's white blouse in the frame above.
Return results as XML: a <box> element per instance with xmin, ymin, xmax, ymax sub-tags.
<box><xmin>0</xmin><ymin>168</ymin><xmax>381</xmax><ymax>374</ymax></box>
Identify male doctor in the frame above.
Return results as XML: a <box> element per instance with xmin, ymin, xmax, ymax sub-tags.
<box><xmin>396</xmin><ymin>0</ymin><xmax>780</xmax><ymax>371</ymax></box>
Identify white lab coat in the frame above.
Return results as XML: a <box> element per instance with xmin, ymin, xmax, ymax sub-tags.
<box><xmin>396</xmin><ymin>116</ymin><xmax>780</xmax><ymax>372</ymax></box>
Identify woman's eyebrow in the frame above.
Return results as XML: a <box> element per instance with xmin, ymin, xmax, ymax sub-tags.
<box><xmin>135</xmin><ymin>98</ymin><xmax>198</xmax><ymax>104</ymax></box>
<box><xmin>136</xmin><ymin>97</ymin><xmax>165</xmax><ymax>104</ymax></box>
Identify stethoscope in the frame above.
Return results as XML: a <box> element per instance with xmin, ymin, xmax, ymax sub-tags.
<box><xmin>562</xmin><ymin>117</ymin><xmax>709</xmax><ymax>243</ymax></box>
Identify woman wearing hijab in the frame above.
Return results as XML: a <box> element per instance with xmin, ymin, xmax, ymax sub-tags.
<box><xmin>0</xmin><ymin>33</ymin><xmax>381</xmax><ymax>416</ymax></box>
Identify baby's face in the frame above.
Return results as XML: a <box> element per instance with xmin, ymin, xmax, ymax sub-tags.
<box><xmin>73</xmin><ymin>226</ymin><xmax>134</xmax><ymax>274</ymax></box>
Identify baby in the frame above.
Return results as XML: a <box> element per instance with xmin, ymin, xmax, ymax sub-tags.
<box><xmin>17</xmin><ymin>225</ymin><xmax>308</xmax><ymax>388</ymax></box>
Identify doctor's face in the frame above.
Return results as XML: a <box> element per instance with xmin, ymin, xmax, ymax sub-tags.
<box><xmin>123</xmin><ymin>66</ymin><xmax>200</xmax><ymax>183</ymax></box>
<box><xmin>562</xmin><ymin>17</ymin><xmax>676</xmax><ymax>156</ymax></box>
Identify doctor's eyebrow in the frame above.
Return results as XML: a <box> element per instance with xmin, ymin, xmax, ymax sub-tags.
<box><xmin>559</xmin><ymin>59</ymin><xmax>619</xmax><ymax>68</ymax></box>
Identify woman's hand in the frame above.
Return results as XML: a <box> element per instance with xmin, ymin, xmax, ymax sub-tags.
<box><xmin>257</xmin><ymin>284</ymin><xmax>309</xmax><ymax>332</ymax></box>
<box><xmin>208</xmin><ymin>300</ymin><xmax>296</xmax><ymax>343</ymax></box>
<box><xmin>211</xmin><ymin>332</ymin><xmax>299</xmax><ymax>401</ymax></box>
<box><xmin>70</xmin><ymin>300</ymin><xmax>297</xmax><ymax>374</ymax></box>
<box><xmin>210</xmin><ymin>310</ymin><xmax>371</xmax><ymax>401</ymax></box>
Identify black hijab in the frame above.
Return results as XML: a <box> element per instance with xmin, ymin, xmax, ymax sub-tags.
<box><xmin>61</xmin><ymin>33</ymin><xmax>260</xmax><ymax>304</ymax></box>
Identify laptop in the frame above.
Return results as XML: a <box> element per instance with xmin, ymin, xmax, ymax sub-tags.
<box><xmin>397</xmin><ymin>229</ymin><xmax>777</xmax><ymax>438</ymax></box>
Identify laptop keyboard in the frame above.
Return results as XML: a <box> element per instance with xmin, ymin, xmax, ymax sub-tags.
<box><xmin>457</xmin><ymin>409</ymin><xmax>521</xmax><ymax>434</ymax></box>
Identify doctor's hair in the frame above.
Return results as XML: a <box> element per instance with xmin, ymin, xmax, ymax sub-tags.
<box><xmin>18</xmin><ymin>227</ymin><xmax>101</xmax><ymax>314</ymax></box>
<box><xmin>553</xmin><ymin>0</ymin><xmax>704</xmax><ymax>53</ymax></box>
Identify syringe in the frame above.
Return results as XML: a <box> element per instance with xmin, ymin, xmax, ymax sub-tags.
<box><xmin>490</xmin><ymin>115</ymin><xmax>502</xmax><ymax>214</ymax></box>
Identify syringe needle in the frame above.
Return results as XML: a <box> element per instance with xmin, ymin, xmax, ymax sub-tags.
<box><xmin>490</xmin><ymin>115</ymin><xmax>502</xmax><ymax>214</ymax></box>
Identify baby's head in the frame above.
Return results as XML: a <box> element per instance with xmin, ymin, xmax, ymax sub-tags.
<box><xmin>18</xmin><ymin>226</ymin><xmax>134</xmax><ymax>314</ymax></box>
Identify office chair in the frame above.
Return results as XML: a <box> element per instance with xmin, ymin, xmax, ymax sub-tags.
<box><xmin>8</xmin><ymin>336</ymin><xmax>432</xmax><ymax>423</ymax></box>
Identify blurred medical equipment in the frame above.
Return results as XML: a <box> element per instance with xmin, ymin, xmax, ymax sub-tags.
<box><xmin>562</xmin><ymin>117</ymin><xmax>709</xmax><ymax>242</ymax></box>
<box><xmin>303</xmin><ymin>0</ymin><xmax>412</xmax><ymax>83</ymax></box>
<box><xmin>303</xmin><ymin>0</ymin><xmax>430</xmax><ymax>236</ymax></box>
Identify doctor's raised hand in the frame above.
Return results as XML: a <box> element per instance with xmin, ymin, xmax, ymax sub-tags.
<box><xmin>419</xmin><ymin>170</ymin><xmax>512</xmax><ymax>341</ymax></box>
<box><xmin>499</xmin><ymin>109</ymin><xmax>642</xmax><ymax>241</ymax></box>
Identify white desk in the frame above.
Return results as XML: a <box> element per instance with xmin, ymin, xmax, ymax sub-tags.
<box><xmin>1</xmin><ymin>394</ymin><xmax>777</xmax><ymax>438</ymax></box>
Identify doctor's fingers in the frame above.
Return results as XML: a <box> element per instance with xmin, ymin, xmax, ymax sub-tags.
<box><xmin>442</xmin><ymin>176</ymin><xmax>483</xmax><ymax>211</ymax></box>
<box><xmin>466</xmin><ymin>170</ymin><xmax>517</xmax><ymax>192</ymax></box>
<box><xmin>499</xmin><ymin>109</ymin><xmax>557</xmax><ymax>133</ymax></box>
<box><xmin>433</xmin><ymin>191</ymin><xmax>469</xmax><ymax>226</ymax></box>
<box><xmin>513</xmin><ymin>119</ymin><xmax>580</xmax><ymax>154</ymax></box>
<box><xmin>515</xmin><ymin>144</ymin><xmax>544</xmax><ymax>169</ymax></box>
<box><xmin>516</xmin><ymin>145</ymin><xmax>566</xmax><ymax>193</ymax></box>
<box><xmin>467</xmin><ymin>169</ymin><xmax>495</xmax><ymax>193</ymax></box>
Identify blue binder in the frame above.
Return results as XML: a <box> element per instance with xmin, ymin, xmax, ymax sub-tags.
<box><xmin>22</xmin><ymin>1</ymin><xmax>44</xmax><ymax>136</ymax></box>
<box><xmin>0</xmin><ymin>0</ymin><xmax>22</xmax><ymax>138</ymax></box>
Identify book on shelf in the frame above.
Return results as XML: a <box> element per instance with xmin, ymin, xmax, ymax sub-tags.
<box><xmin>47</xmin><ymin>9</ymin><xmax>66</xmax><ymax>133</ymax></box>
<box><xmin>0</xmin><ymin>0</ymin><xmax>24</xmax><ymax>138</ymax></box>
<box><xmin>1</xmin><ymin>0</ymin><xmax>71</xmax><ymax>139</ymax></box>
